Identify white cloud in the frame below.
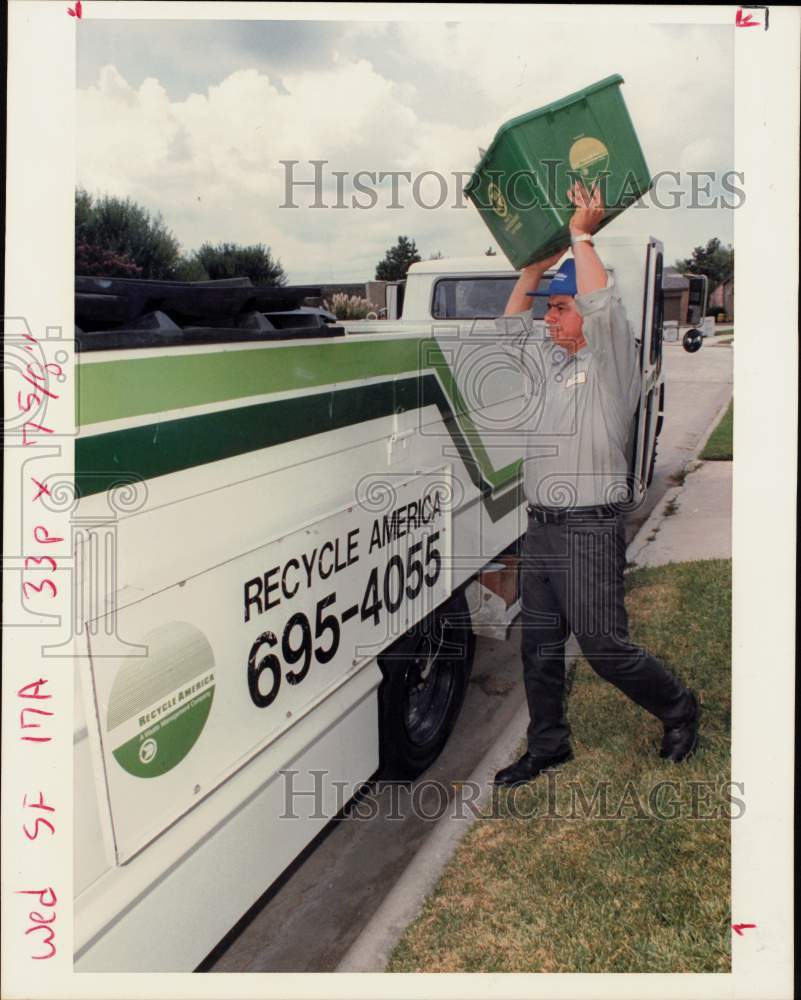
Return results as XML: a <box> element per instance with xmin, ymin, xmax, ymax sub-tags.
<box><xmin>77</xmin><ymin>20</ymin><xmax>734</xmax><ymax>282</ymax></box>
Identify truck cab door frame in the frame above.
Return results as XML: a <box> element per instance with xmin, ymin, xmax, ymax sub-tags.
<box><xmin>630</xmin><ymin>239</ymin><xmax>665</xmax><ymax>499</ymax></box>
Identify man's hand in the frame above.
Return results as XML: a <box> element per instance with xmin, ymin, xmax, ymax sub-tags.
<box><xmin>568</xmin><ymin>180</ymin><xmax>605</xmax><ymax>236</ymax></box>
<box><xmin>567</xmin><ymin>180</ymin><xmax>608</xmax><ymax>295</ymax></box>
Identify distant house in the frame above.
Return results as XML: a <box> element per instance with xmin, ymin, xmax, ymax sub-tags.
<box><xmin>662</xmin><ymin>267</ymin><xmax>690</xmax><ymax>324</ymax></box>
<box><xmin>709</xmin><ymin>277</ymin><xmax>734</xmax><ymax>320</ymax></box>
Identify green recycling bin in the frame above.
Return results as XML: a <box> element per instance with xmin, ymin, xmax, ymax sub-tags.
<box><xmin>465</xmin><ymin>74</ymin><xmax>652</xmax><ymax>269</ymax></box>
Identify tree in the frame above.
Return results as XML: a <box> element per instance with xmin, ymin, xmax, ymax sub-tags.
<box><xmin>75</xmin><ymin>188</ymin><xmax>182</xmax><ymax>279</ymax></box>
<box><xmin>75</xmin><ymin>188</ymin><xmax>93</xmax><ymax>234</ymax></box>
<box><xmin>429</xmin><ymin>250</ymin><xmax>444</xmax><ymax>260</ymax></box>
<box><xmin>674</xmin><ymin>238</ymin><xmax>733</xmax><ymax>295</ymax></box>
<box><xmin>189</xmin><ymin>242</ymin><xmax>287</xmax><ymax>286</ymax></box>
<box><xmin>173</xmin><ymin>255</ymin><xmax>212</xmax><ymax>282</ymax></box>
<box><xmin>375</xmin><ymin>236</ymin><xmax>421</xmax><ymax>281</ymax></box>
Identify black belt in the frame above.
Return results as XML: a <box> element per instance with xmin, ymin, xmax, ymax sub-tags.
<box><xmin>526</xmin><ymin>503</ymin><xmax>621</xmax><ymax>525</ymax></box>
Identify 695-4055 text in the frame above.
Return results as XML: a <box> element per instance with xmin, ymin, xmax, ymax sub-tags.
<box><xmin>246</xmin><ymin>530</ymin><xmax>442</xmax><ymax>709</ymax></box>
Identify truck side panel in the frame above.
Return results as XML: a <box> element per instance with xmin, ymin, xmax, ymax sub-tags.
<box><xmin>74</xmin><ymin>329</ymin><xmax>530</xmax><ymax>968</ymax></box>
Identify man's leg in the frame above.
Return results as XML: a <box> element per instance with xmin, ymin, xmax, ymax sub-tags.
<box><xmin>558</xmin><ymin>514</ymin><xmax>694</xmax><ymax>726</ymax></box>
<box><xmin>519</xmin><ymin>521</ymin><xmax>574</xmax><ymax>754</ymax></box>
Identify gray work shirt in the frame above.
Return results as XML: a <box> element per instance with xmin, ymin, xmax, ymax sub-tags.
<box><xmin>495</xmin><ymin>276</ymin><xmax>640</xmax><ymax>508</ymax></box>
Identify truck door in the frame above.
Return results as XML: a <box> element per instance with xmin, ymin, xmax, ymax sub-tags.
<box><xmin>385</xmin><ymin>280</ymin><xmax>405</xmax><ymax>320</ymax></box>
<box><xmin>630</xmin><ymin>239</ymin><xmax>665</xmax><ymax>497</ymax></box>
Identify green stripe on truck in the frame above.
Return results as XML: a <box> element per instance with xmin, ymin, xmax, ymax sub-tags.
<box><xmin>77</xmin><ymin>337</ymin><xmax>428</xmax><ymax>427</ymax></box>
<box><xmin>75</xmin><ymin>374</ymin><xmax>523</xmax><ymax>521</ymax></box>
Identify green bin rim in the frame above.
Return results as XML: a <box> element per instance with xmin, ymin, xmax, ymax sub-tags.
<box><xmin>465</xmin><ymin>73</ymin><xmax>627</xmax><ymax>196</ymax></box>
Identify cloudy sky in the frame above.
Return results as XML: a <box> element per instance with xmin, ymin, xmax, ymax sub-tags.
<box><xmin>77</xmin><ymin>16</ymin><xmax>734</xmax><ymax>283</ymax></box>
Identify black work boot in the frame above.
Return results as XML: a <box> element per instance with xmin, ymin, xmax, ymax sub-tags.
<box><xmin>660</xmin><ymin>690</ymin><xmax>701</xmax><ymax>763</ymax></box>
<box><xmin>493</xmin><ymin>747</ymin><xmax>573</xmax><ymax>788</ymax></box>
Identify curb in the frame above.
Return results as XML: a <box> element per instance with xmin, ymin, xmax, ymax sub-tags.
<box><xmin>625</xmin><ymin>482</ymin><xmax>685</xmax><ymax>567</ymax></box>
<box><xmin>626</xmin><ymin>391</ymin><xmax>732</xmax><ymax>567</ymax></box>
<box><xmin>336</xmin><ymin>700</ymin><xmax>531</xmax><ymax>972</ymax></box>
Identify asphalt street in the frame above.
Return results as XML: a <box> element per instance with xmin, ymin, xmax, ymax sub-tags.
<box><xmin>204</xmin><ymin>338</ymin><xmax>733</xmax><ymax>974</ymax></box>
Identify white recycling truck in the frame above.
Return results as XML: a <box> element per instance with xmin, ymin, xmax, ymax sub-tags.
<box><xmin>73</xmin><ymin>233</ymin><xmax>665</xmax><ymax>971</ymax></box>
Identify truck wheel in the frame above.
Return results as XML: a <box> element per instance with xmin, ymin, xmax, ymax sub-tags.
<box><xmin>377</xmin><ymin>590</ymin><xmax>475</xmax><ymax>780</ymax></box>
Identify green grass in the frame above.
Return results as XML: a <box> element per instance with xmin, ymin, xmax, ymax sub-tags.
<box><xmin>700</xmin><ymin>401</ymin><xmax>733</xmax><ymax>461</ymax></box>
<box><xmin>387</xmin><ymin>559</ymin><xmax>732</xmax><ymax>974</ymax></box>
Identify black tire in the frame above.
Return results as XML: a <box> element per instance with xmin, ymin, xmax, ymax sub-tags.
<box><xmin>376</xmin><ymin>590</ymin><xmax>475</xmax><ymax>780</ymax></box>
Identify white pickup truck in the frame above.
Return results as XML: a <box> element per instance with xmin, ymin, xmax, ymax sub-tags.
<box><xmin>72</xmin><ymin>234</ymin><xmax>665</xmax><ymax>972</ymax></box>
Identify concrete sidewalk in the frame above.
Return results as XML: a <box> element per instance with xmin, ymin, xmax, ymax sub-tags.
<box><xmin>627</xmin><ymin>459</ymin><xmax>732</xmax><ymax>568</ymax></box>
<box><xmin>627</xmin><ymin>388</ymin><xmax>732</xmax><ymax>568</ymax></box>
<box><xmin>338</xmin><ymin>411</ymin><xmax>733</xmax><ymax>973</ymax></box>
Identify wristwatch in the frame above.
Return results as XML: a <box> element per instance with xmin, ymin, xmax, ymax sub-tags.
<box><xmin>571</xmin><ymin>232</ymin><xmax>595</xmax><ymax>247</ymax></box>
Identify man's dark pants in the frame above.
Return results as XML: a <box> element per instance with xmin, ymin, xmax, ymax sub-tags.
<box><xmin>520</xmin><ymin>508</ymin><xmax>693</xmax><ymax>756</ymax></box>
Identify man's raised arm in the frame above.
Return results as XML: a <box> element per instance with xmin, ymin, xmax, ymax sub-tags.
<box><xmin>568</xmin><ymin>180</ymin><xmax>607</xmax><ymax>294</ymax></box>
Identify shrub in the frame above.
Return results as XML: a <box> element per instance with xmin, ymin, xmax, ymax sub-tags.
<box><xmin>191</xmin><ymin>241</ymin><xmax>286</xmax><ymax>286</ymax></box>
<box><xmin>174</xmin><ymin>256</ymin><xmax>211</xmax><ymax>282</ymax></box>
<box><xmin>76</xmin><ymin>242</ymin><xmax>142</xmax><ymax>278</ymax></box>
<box><xmin>323</xmin><ymin>293</ymin><xmax>378</xmax><ymax>320</ymax></box>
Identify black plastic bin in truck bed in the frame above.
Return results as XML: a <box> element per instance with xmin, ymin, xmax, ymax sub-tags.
<box><xmin>75</xmin><ymin>275</ymin><xmax>344</xmax><ymax>351</ymax></box>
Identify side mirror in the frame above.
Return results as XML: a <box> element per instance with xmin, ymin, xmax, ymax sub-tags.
<box><xmin>682</xmin><ymin>329</ymin><xmax>703</xmax><ymax>353</ymax></box>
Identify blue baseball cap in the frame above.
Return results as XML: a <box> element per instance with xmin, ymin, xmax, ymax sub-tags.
<box><xmin>526</xmin><ymin>258</ymin><xmax>577</xmax><ymax>297</ymax></box>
